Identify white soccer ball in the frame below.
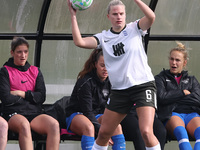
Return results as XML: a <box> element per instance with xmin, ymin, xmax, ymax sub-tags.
<box><xmin>70</xmin><ymin>0</ymin><xmax>93</xmax><ymax>10</ymax></box>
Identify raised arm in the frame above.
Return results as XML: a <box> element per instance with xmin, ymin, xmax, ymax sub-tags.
<box><xmin>67</xmin><ymin>0</ymin><xmax>97</xmax><ymax>49</ymax></box>
<box><xmin>134</xmin><ymin>0</ymin><xmax>155</xmax><ymax>31</ymax></box>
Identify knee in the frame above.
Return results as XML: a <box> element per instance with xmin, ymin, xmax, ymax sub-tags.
<box><xmin>0</xmin><ymin>120</ymin><xmax>8</xmax><ymax>130</ymax></box>
<box><xmin>0</xmin><ymin>121</ymin><xmax>8</xmax><ymax>135</ymax></box>
<box><xmin>52</xmin><ymin>119</ymin><xmax>59</xmax><ymax>129</ymax></box>
<box><xmin>19</xmin><ymin>121</ymin><xmax>31</xmax><ymax>134</ymax></box>
<box><xmin>98</xmin><ymin>127</ymin><xmax>112</xmax><ymax>140</ymax></box>
<box><xmin>140</xmin><ymin>128</ymin><xmax>153</xmax><ymax>141</ymax></box>
<box><xmin>82</xmin><ymin>122</ymin><xmax>94</xmax><ymax>136</ymax></box>
<box><xmin>49</xmin><ymin>119</ymin><xmax>60</xmax><ymax>134</ymax></box>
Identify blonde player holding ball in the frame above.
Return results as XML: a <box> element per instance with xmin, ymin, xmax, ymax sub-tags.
<box><xmin>67</xmin><ymin>0</ymin><xmax>160</xmax><ymax>150</ymax></box>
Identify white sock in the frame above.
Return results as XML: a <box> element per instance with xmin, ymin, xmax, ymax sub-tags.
<box><xmin>145</xmin><ymin>143</ymin><xmax>161</xmax><ymax>150</ymax></box>
<box><xmin>92</xmin><ymin>141</ymin><xmax>108</xmax><ymax>150</ymax></box>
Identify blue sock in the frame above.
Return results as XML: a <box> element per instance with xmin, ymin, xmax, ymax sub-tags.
<box><xmin>81</xmin><ymin>135</ymin><xmax>95</xmax><ymax>150</ymax></box>
<box><xmin>173</xmin><ymin>126</ymin><xmax>192</xmax><ymax>150</ymax></box>
<box><xmin>194</xmin><ymin>127</ymin><xmax>200</xmax><ymax>150</ymax></box>
<box><xmin>111</xmin><ymin>134</ymin><xmax>126</xmax><ymax>150</ymax></box>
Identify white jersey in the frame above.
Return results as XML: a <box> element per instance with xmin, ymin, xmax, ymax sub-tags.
<box><xmin>94</xmin><ymin>20</ymin><xmax>154</xmax><ymax>90</ymax></box>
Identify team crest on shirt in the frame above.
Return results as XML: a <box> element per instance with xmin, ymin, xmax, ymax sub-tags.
<box><xmin>112</xmin><ymin>42</ymin><xmax>125</xmax><ymax>56</ymax></box>
<box><xmin>181</xmin><ymin>78</ymin><xmax>189</xmax><ymax>84</ymax></box>
<box><xmin>107</xmin><ymin>98</ymin><xmax>110</xmax><ymax>105</ymax></box>
<box><xmin>102</xmin><ymin>89</ymin><xmax>109</xmax><ymax>98</ymax></box>
<box><xmin>122</xmin><ymin>30</ymin><xmax>128</xmax><ymax>36</ymax></box>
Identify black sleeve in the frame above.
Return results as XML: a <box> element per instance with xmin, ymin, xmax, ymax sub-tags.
<box><xmin>137</xmin><ymin>20</ymin><xmax>141</xmax><ymax>29</ymax></box>
<box><xmin>0</xmin><ymin>67</ymin><xmax>22</xmax><ymax>105</ymax></box>
<box><xmin>76</xmin><ymin>79</ymin><xmax>101</xmax><ymax>134</ymax></box>
<box><xmin>177</xmin><ymin>76</ymin><xmax>200</xmax><ymax>106</ymax></box>
<box><xmin>93</xmin><ymin>36</ymin><xmax>100</xmax><ymax>45</ymax></box>
<box><xmin>25</xmin><ymin>68</ymin><xmax>46</xmax><ymax>104</ymax></box>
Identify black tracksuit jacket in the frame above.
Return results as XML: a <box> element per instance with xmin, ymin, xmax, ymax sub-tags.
<box><xmin>67</xmin><ymin>70</ymin><xmax>111</xmax><ymax>134</ymax></box>
<box><xmin>155</xmin><ymin>69</ymin><xmax>200</xmax><ymax>122</ymax></box>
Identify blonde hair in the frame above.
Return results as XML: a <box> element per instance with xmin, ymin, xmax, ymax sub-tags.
<box><xmin>107</xmin><ymin>0</ymin><xmax>125</xmax><ymax>14</ymax></box>
<box><xmin>169</xmin><ymin>41</ymin><xmax>189</xmax><ymax>61</ymax></box>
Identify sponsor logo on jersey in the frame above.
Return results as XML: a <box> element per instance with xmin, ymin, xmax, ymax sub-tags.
<box><xmin>21</xmin><ymin>80</ymin><xmax>28</xmax><ymax>83</ymax></box>
<box><xmin>112</xmin><ymin>42</ymin><xmax>125</xmax><ymax>56</ymax></box>
<box><xmin>104</xmin><ymin>40</ymin><xmax>110</xmax><ymax>43</ymax></box>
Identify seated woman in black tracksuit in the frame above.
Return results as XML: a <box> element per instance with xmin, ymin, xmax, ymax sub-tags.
<box><xmin>0</xmin><ymin>37</ymin><xmax>60</xmax><ymax>150</ymax></box>
<box><xmin>155</xmin><ymin>42</ymin><xmax>200</xmax><ymax>150</ymax></box>
<box><xmin>50</xmin><ymin>49</ymin><xmax>166</xmax><ymax>150</ymax></box>
<box><xmin>62</xmin><ymin>49</ymin><xmax>126</xmax><ymax>150</ymax></box>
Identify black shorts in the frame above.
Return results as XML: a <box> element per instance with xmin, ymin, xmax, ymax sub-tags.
<box><xmin>3</xmin><ymin>112</ymin><xmax>41</xmax><ymax>122</ymax></box>
<box><xmin>106</xmin><ymin>81</ymin><xmax>157</xmax><ymax>114</ymax></box>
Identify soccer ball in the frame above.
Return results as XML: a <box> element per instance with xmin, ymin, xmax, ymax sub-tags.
<box><xmin>70</xmin><ymin>0</ymin><xmax>93</xmax><ymax>10</ymax></box>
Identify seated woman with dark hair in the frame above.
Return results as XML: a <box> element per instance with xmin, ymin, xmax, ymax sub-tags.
<box><xmin>59</xmin><ymin>49</ymin><xmax>126</xmax><ymax>150</ymax></box>
<box><xmin>0</xmin><ymin>37</ymin><xmax>60</xmax><ymax>150</ymax></box>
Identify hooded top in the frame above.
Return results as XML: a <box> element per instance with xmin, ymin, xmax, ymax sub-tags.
<box><xmin>62</xmin><ymin>70</ymin><xmax>111</xmax><ymax>135</ymax></box>
<box><xmin>0</xmin><ymin>57</ymin><xmax>46</xmax><ymax>116</ymax></box>
<box><xmin>155</xmin><ymin>69</ymin><xmax>200</xmax><ymax>122</ymax></box>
